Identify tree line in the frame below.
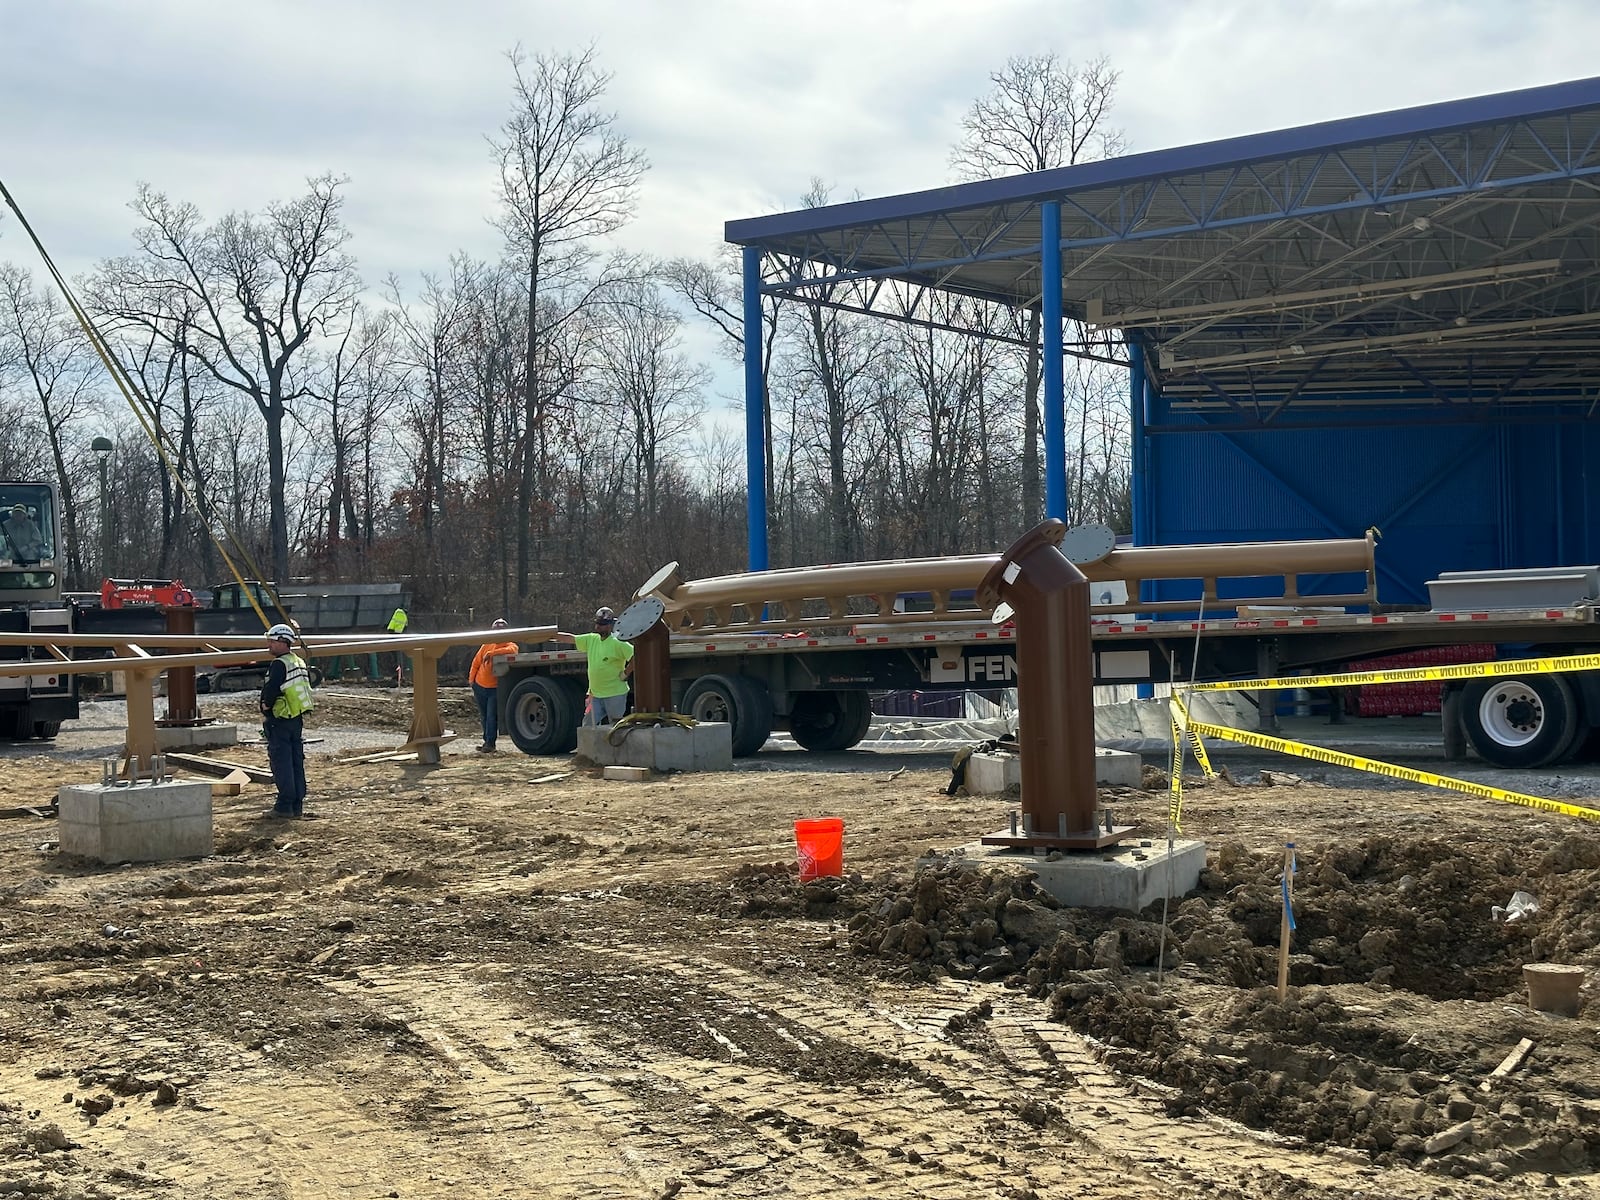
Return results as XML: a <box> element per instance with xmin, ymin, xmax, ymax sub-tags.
<box><xmin>0</xmin><ymin>49</ymin><xmax>1132</xmax><ymax>629</ymax></box>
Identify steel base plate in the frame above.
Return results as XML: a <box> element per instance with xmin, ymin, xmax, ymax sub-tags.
<box><xmin>979</xmin><ymin>824</ymin><xmax>1138</xmax><ymax>851</ymax></box>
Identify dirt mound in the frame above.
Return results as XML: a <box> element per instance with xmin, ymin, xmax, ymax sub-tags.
<box><xmin>833</xmin><ymin>837</ymin><xmax>1600</xmax><ymax>1178</ymax></box>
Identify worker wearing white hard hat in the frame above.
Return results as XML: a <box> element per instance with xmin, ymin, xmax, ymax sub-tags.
<box><xmin>259</xmin><ymin>623</ymin><xmax>316</xmax><ymax>818</ymax></box>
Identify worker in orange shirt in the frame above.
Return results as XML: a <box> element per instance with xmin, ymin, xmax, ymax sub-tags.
<box><xmin>468</xmin><ymin>618</ymin><xmax>521</xmax><ymax>753</ymax></box>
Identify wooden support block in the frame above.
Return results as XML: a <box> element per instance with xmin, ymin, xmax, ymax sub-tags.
<box><xmin>602</xmin><ymin>765</ymin><xmax>651</xmax><ymax>782</ymax></box>
<box><xmin>210</xmin><ymin>779</ymin><xmax>243</xmax><ymax>797</ymax></box>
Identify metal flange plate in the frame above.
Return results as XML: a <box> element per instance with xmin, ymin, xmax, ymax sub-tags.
<box><xmin>1060</xmin><ymin>523</ymin><xmax>1117</xmax><ymax>565</ymax></box>
<box><xmin>613</xmin><ymin>595</ymin><xmax>666</xmax><ymax>641</ymax></box>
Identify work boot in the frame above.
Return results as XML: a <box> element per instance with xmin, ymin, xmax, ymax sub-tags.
<box><xmin>474</xmin><ymin>744</ymin><xmax>496</xmax><ymax>754</ymax></box>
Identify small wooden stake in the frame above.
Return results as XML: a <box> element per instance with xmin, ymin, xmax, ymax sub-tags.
<box><xmin>1276</xmin><ymin>840</ymin><xmax>1295</xmax><ymax>1003</ymax></box>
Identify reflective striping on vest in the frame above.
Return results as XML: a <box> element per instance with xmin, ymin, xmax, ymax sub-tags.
<box><xmin>272</xmin><ymin>652</ymin><xmax>316</xmax><ymax>718</ymax></box>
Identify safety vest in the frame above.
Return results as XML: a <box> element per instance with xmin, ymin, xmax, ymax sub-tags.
<box><xmin>272</xmin><ymin>652</ymin><xmax>316</xmax><ymax>719</ymax></box>
<box><xmin>387</xmin><ymin>608</ymin><xmax>409</xmax><ymax>633</ymax></box>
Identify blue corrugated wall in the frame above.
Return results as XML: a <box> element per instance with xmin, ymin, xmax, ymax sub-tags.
<box><xmin>1140</xmin><ymin>407</ymin><xmax>1600</xmax><ymax>607</ymax></box>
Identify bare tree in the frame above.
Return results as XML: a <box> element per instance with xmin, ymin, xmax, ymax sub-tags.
<box><xmin>596</xmin><ymin>283</ymin><xmax>708</xmax><ymax>524</ymax></box>
<box><xmin>95</xmin><ymin>175</ymin><xmax>360</xmax><ymax>581</ymax></box>
<box><xmin>661</xmin><ymin>249</ymin><xmax>784</xmax><ymax>560</ymax></box>
<box><xmin>491</xmin><ymin>44</ymin><xmax>648</xmax><ymax>596</ymax></box>
<box><xmin>951</xmin><ymin>53</ymin><xmax>1124</xmax><ymax>525</ymax></box>
<box><xmin>0</xmin><ymin>264</ymin><xmax>103</xmax><ymax>584</ymax></box>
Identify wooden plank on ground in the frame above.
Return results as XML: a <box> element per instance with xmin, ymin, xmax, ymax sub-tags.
<box><xmin>338</xmin><ymin>747</ymin><xmax>409</xmax><ymax>764</ymax></box>
<box><xmin>164</xmin><ymin>752</ymin><xmax>274</xmax><ymax>784</ymax></box>
<box><xmin>1479</xmin><ymin>1038</ymin><xmax>1535</xmax><ymax>1091</ymax></box>
<box><xmin>529</xmin><ymin>773</ymin><xmax>571</xmax><ymax>785</ymax></box>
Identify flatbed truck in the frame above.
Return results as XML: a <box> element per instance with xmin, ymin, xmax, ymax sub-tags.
<box><xmin>496</xmin><ymin>600</ymin><xmax>1600</xmax><ymax>769</ymax></box>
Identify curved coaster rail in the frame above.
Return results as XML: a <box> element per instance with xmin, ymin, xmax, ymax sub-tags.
<box><xmin>636</xmin><ymin>530</ymin><xmax>1379</xmax><ymax>635</ymax></box>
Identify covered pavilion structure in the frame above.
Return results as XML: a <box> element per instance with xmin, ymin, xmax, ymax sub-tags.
<box><xmin>725</xmin><ymin>76</ymin><xmax>1600</xmax><ymax>603</ymax></box>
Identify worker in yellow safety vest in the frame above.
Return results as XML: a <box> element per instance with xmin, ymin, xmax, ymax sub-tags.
<box><xmin>260</xmin><ymin>623</ymin><xmax>316</xmax><ymax>818</ymax></box>
<box><xmin>386</xmin><ymin>607</ymin><xmax>409</xmax><ymax>686</ymax></box>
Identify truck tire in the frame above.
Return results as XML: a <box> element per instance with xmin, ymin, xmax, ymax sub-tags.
<box><xmin>788</xmin><ymin>690</ymin><xmax>872</xmax><ymax>752</ymax></box>
<box><xmin>1461</xmin><ymin>674</ymin><xmax>1584</xmax><ymax>768</ymax></box>
<box><xmin>682</xmin><ymin>674</ymin><xmax>773</xmax><ymax>757</ymax></box>
<box><xmin>506</xmin><ymin>676</ymin><xmax>580</xmax><ymax>756</ymax></box>
<box><xmin>32</xmin><ymin>720</ymin><xmax>61</xmax><ymax>740</ymax></box>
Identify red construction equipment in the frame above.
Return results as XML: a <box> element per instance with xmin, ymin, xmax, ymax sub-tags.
<box><xmin>100</xmin><ymin>578</ymin><xmax>196</xmax><ymax>609</ymax></box>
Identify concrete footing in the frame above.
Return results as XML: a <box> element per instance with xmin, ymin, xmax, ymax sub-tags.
<box><xmin>944</xmin><ymin>837</ymin><xmax>1207</xmax><ymax>912</ymax></box>
<box><xmin>57</xmin><ymin>780</ymin><xmax>214</xmax><ymax>864</ymax></box>
<box><xmin>966</xmin><ymin>746</ymin><xmax>1140</xmax><ymax>794</ymax></box>
<box><xmin>155</xmin><ymin>723</ymin><xmax>240</xmax><ymax>752</ymax></box>
<box><xmin>577</xmin><ymin>722</ymin><xmax>733</xmax><ymax>772</ymax></box>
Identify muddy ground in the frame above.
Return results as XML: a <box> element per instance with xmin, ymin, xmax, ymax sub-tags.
<box><xmin>1</xmin><ymin>690</ymin><xmax>1598</xmax><ymax>1199</ymax></box>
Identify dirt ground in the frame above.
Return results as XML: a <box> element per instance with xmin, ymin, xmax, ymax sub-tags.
<box><xmin>2</xmin><ymin>692</ymin><xmax>1598</xmax><ymax>1199</ymax></box>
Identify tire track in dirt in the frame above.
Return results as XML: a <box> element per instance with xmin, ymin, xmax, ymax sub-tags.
<box><xmin>326</xmin><ymin>965</ymin><xmax>712</xmax><ymax>1196</ymax></box>
<box><xmin>589</xmin><ymin>946</ymin><xmax>1501</xmax><ymax>1199</ymax></box>
<box><xmin>329</xmin><ymin>961</ymin><xmax>1174</xmax><ymax>1199</ymax></box>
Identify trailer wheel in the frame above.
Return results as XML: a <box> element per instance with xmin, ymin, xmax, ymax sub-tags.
<box><xmin>682</xmin><ymin>674</ymin><xmax>773</xmax><ymax>757</ymax></box>
<box><xmin>788</xmin><ymin>690</ymin><xmax>873</xmax><ymax>752</ymax></box>
<box><xmin>32</xmin><ymin>720</ymin><xmax>61</xmax><ymax>740</ymax></box>
<box><xmin>1461</xmin><ymin>675</ymin><xmax>1584</xmax><ymax>768</ymax></box>
<box><xmin>506</xmin><ymin>676</ymin><xmax>580</xmax><ymax>756</ymax></box>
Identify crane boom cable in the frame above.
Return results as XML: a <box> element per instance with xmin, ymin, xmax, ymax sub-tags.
<box><xmin>0</xmin><ymin>177</ymin><xmax>290</xmax><ymax>630</ymax></box>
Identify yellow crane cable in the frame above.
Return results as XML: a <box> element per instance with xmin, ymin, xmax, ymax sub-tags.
<box><xmin>0</xmin><ymin>177</ymin><xmax>290</xmax><ymax>632</ymax></box>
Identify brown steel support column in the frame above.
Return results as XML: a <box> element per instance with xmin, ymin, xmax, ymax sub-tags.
<box><xmin>161</xmin><ymin>605</ymin><xmax>203</xmax><ymax>725</ymax></box>
<box><xmin>977</xmin><ymin>520</ymin><xmax>1132</xmax><ymax>851</ymax></box>
<box><xmin>632</xmin><ymin>621</ymin><xmax>672</xmax><ymax>712</ymax></box>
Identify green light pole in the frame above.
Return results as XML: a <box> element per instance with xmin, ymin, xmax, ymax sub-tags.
<box><xmin>91</xmin><ymin>436</ymin><xmax>113</xmax><ymax>580</ymax></box>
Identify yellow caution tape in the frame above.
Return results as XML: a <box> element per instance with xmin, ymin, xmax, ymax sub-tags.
<box><xmin>1169</xmin><ymin>694</ymin><xmax>1216</xmax><ymax>780</ymax></box>
<box><xmin>1167</xmin><ymin>716</ymin><xmax>1185</xmax><ymax>832</ymax></box>
<box><xmin>1182</xmin><ymin>716</ymin><xmax>1600</xmax><ymax>823</ymax></box>
<box><xmin>1179</xmin><ymin>650</ymin><xmax>1600</xmax><ymax>694</ymax></box>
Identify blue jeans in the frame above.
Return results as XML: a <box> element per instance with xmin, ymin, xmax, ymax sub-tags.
<box><xmin>586</xmin><ymin>693</ymin><xmax>628</xmax><ymax>725</ymax></box>
<box><xmin>472</xmin><ymin>681</ymin><xmax>499</xmax><ymax>747</ymax></box>
<box><xmin>264</xmin><ymin>717</ymin><xmax>306</xmax><ymax>815</ymax></box>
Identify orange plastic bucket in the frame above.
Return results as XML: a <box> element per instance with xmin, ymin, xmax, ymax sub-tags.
<box><xmin>794</xmin><ymin>817</ymin><xmax>844</xmax><ymax>881</ymax></box>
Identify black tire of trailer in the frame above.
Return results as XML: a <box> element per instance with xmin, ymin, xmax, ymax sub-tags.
<box><xmin>681</xmin><ymin>674</ymin><xmax>774</xmax><ymax>757</ymax></box>
<box><xmin>787</xmin><ymin>689</ymin><xmax>873</xmax><ymax>752</ymax></box>
<box><xmin>32</xmin><ymin>720</ymin><xmax>61</xmax><ymax>740</ymax></box>
<box><xmin>1460</xmin><ymin>673</ymin><xmax>1586</xmax><ymax>769</ymax></box>
<box><xmin>506</xmin><ymin>675</ymin><xmax>583</xmax><ymax>756</ymax></box>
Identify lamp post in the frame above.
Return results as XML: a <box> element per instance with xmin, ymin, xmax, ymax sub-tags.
<box><xmin>91</xmin><ymin>436</ymin><xmax>112</xmax><ymax>581</ymax></box>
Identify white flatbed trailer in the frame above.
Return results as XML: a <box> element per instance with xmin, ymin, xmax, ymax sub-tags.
<box><xmin>499</xmin><ymin>603</ymin><xmax>1600</xmax><ymax>768</ymax></box>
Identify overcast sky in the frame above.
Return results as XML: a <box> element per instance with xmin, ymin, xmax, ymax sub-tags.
<box><xmin>5</xmin><ymin>0</ymin><xmax>1600</xmax><ymax>412</ymax></box>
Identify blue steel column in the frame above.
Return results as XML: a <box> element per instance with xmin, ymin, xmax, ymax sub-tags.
<box><xmin>1129</xmin><ymin>341</ymin><xmax>1149</xmax><ymax>545</ymax></box>
<box><xmin>1041</xmin><ymin>202</ymin><xmax>1067</xmax><ymax>521</ymax></box>
<box><xmin>1130</xmin><ymin>341</ymin><xmax>1154</xmax><ymax>699</ymax></box>
<box><xmin>742</xmin><ymin>246</ymin><xmax>769</xmax><ymax>571</ymax></box>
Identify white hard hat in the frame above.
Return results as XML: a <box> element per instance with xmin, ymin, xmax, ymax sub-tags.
<box><xmin>491</xmin><ymin>618</ymin><xmax>509</xmax><ymax>628</ymax></box>
<box><xmin>266</xmin><ymin>623</ymin><xmax>295</xmax><ymax>641</ymax></box>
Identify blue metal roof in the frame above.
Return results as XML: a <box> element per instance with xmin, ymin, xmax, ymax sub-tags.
<box><xmin>727</xmin><ymin>75</ymin><xmax>1600</xmax><ymax>243</ymax></box>
<box><xmin>725</xmin><ymin>75</ymin><xmax>1600</xmax><ymax>413</ymax></box>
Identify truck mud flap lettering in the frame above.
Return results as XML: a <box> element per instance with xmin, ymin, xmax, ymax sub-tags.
<box><xmin>926</xmin><ymin>648</ymin><xmax>1151</xmax><ymax>685</ymax></box>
